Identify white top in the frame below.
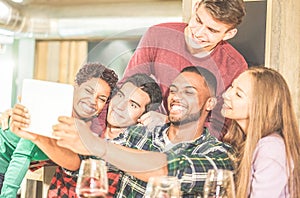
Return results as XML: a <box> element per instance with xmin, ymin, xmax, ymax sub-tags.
<box><xmin>249</xmin><ymin>133</ymin><xmax>290</xmax><ymax>198</ymax></box>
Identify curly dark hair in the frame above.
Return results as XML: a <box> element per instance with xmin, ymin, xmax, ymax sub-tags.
<box><xmin>122</xmin><ymin>73</ymin><xmax>162</xmax><ymax>112</ymax></box>
<box><xmin>75</xmin><ymin>62</ymin><xmax>118</xmax><ymax>92</ymax></box>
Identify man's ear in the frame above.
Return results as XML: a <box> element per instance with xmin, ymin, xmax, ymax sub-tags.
<box><xmin>223</xmin><ymin>28</ymin><xmax>238</xmax><ymax>41</ymax></box>
<box><xmin>205</xmin><ymin>97</ymin><xmax>217</xmax><ymax>111</ymax></box>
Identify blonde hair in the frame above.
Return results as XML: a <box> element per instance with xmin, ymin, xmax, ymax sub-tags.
<box><xmin>223</xmin><ymin>66</ymin><xmax>300</xmax><ymax>198</ymax></box>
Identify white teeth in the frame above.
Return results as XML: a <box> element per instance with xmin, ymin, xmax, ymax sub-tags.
<box><xmin>223</xmin><ymin>103</ymin><xmax>230</xmax><ymax>108</ymax></box>
<box><xmin>171</xmin><ymin>105</ymin><xmax>183</xmax><ymax>111</ymax></box>
<box><xmin>81</xmin><ymin>103</ymin><xmax>95</xmax><ymax>113</ymax></box>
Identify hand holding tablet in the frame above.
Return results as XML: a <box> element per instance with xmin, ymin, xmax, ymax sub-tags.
<box><xmin>21</xmin><ymin>79</ymin><xmax>74</xmax><ymax>138</ymax></box>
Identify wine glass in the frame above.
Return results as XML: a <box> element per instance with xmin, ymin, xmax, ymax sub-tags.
<box><xmin>203</xmin><ymin>169</ymin><xmax>235</xmax><ymax>198</ymax></box>
<box><xmin>145</xmin><ymin>176</ymin><xmax>182</xmax><ymax>198</ymax></box>
<box><xmin>76</xmin><ymin>158</ymin><xmax>108</xmax><ymax>198</ymax></box>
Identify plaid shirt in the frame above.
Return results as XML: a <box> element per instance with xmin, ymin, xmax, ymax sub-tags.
<box><xmin>47</xmin><ymin>155</ymin><xmax>93</xmax><ymax>198</ymax></box>
<box><xmin>29</xmin><ymin>159</ymin><xmax>56</xmax><ymax>171</ymax></box>
<box><xmin>46</xmin><ymin>113</ymin><xmax>120</xmax><ymax>198</ymax></box>
<box><xmin>47</xmin><ymin>166</ymin><xmax>78</xmax><ymax>198</ymax></box>
<box><xmin>47</xmin><ymin>155</ymin><xmax>118</xmax><ymax>198</ymax></box>
<box><xmin>111</xmin><ymin>124</ymin><xmax>235</xmax><ymax>198</ymax></box>
<box><xmin>47</xmin><ymin>150</ymin><xmax>119</xmax><ymax>198</ymax></box>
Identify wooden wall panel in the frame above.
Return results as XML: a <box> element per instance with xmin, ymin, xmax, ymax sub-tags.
<box><xmin>34</xmin><ymin>41</ymin><xmax>48</xmax><ymax>80</ymax></box>
<box><xmin>34</xmin><ymin>40</ymin><xmax>87</xmax><ymax>84</ymax></box>
<box><xmin>265</xmin><ymin>0</ymin><xmax>300</xmax><ymax>125</ymax></box>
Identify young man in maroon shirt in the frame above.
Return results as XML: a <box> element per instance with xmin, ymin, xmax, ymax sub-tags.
<box><xmin>122</xmin><ymin>0</ymin><xmax>247</xmax><ymax>139</ymax></box>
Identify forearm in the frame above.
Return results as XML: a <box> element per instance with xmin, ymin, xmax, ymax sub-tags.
<box><xmin>52</xmin><ymin>117</ymin><xmax>169</xmax><ymax>181</ymax></box>
<box><xmin>87</xmin><ymin>138</ymin><xmax>168</xmax><ymax>182</ymax></box>
<box><xmin>34</xmin><ymin>137</ymin><xmax>81</xmax><ymax>171</ymax></box>
<box><xmin>107</xmin><ymin>143</ymin><xmax>168</xmax><ymax>181</ymax></box>
<box><xmin>128</xmin><ymin>167</ymin><xmax>168</xmax><ymax>182</ymax></box>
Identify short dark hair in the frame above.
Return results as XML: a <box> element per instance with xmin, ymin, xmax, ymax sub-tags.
<box><xmin>75</xmin><ymin>62</ymin><xmax>118</xmax><ymax>92</ymax></box>
<box><xmin>199</xmin><ymin>0</ymin><xmax>246</xmax><ymax>28</ymax></box>
<box><xmin>122</xmin><ymin>73</ymin><xmax>162</xmax><ymax>112</ymax></box>
<box><xmin>181</xmin><ymin>66</ymin><xmax>217</xmax><ymax>96</ymax></box>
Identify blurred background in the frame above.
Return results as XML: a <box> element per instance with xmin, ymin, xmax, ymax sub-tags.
<box><xmin>0</xmin><ymin>0</ymin><xmax>182</xmax><ymax>112</ymax></box>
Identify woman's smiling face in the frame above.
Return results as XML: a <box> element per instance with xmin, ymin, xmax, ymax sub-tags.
<box><xmin>73</xmin><ymin>77</ymin><xmax>111</xmax><ymax>120</ymax></box>
<box><xmin>221</xmin><ymin>72</ymin><xmax>253</xmax><ymax>132</ymax></box>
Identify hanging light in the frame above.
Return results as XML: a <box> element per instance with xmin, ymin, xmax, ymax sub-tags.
<box><xmin>0</xmin><ymin>1</ymin><xmax>11</xmax><ymax>24</ymax></box>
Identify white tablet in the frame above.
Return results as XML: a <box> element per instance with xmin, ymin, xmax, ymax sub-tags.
<box><xmin>21</xmin><ymin>79</ymin><xmax>74</xmax><ymax>138</ymax></box>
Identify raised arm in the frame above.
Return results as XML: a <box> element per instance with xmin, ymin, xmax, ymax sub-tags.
<box><xmin>10</xmin><ymin>103</ymin><xmax>81</xmax><ymax>171</ymax></box>
<box><xmin>53</xmin><ymin>116</ymin><xmax>168</xmax><ymax>182</ymax></box>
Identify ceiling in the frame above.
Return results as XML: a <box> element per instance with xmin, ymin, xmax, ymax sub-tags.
<box><xmin>20</xmin><ymin>0</ymin><xmax>174</xmax><ymax>5</ymax></box>
<box><xmin>0</xmin><ymin>0</ymin><xmax>182</xmax><ymax>39</ymax></box>
<box><xmin>22</xmin><ymin>0</ymin><xmax>171</xmax><ymax>6</ymax></box>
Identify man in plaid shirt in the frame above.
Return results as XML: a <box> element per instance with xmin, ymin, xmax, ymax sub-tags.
<box><xmin>51</xmin><ymin>66</ymin><xmax>235</xmax><ymax>197</ymax></box>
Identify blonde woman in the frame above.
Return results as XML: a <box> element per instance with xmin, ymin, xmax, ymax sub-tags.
<box><xmin>222</xmin><ymin>66</ymin><xmax>300</xmax><ymax>197</ymax></box>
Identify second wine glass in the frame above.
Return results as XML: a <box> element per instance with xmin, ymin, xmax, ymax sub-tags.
<box><xmin>76</xmin><ymin>158</ymin><xmax>108</xmax><ymax>198</ymax></box>
<box><xmin>203</xmin><ymin>169</ymin><xmax>235</xmax><ymax>198</ymax></box>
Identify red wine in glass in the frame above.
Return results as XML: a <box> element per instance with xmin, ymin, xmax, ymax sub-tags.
<box><xmin>77</xmin><ymin>177</ymin><xmax>107</xmax><ymax>198</ymax></box>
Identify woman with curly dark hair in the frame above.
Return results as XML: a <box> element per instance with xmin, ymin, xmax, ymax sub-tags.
<box><xmin>73</xmin><ymin>63</ymin><xmax>118</xmax><ymax>123</ymax></box>
<box><xmin>47</xmin><ymin>62</ymin><xmax>119</xmax><ymax>198</ymax></box>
